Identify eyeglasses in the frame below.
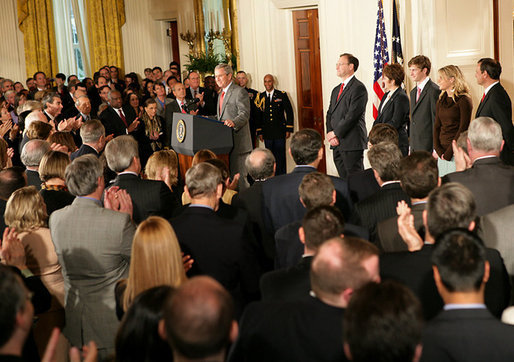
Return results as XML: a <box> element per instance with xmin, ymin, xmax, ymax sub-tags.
<box><xmin>336</xmin><ymin>63</ymin><xmax>350</xmax><ymax>66</ymax></box>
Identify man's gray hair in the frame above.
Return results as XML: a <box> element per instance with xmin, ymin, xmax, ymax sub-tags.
<box><xmin>23</xmin><ymin>110</ymin><xmax>44</xmax><ymax>133</ymax></box>
<box><xmin>21</xmin><ymin>139</ymin><xmax>51</xmax><ymax>167</ymax></box>
<box><xmin>75</xmin><ymin>95</ymin><xmax>90</xmax><ymax>108</ymax></box>
<box><xmin>3</xmin><ymin>90</ymin><xmax>15</xmax><ymax>98</ymax></box>
<box><xmin>104</xmin><ymin>135</ymin><xmax>139</xmax><ymax>172</ymax></box>
<box><xmin>17</xmin><ymin>100</ymin><xmax>42</xmax><ymax>115</ymax></box>
<box><xmin>65</xmin><ymin>154</ymin><xmax>104</xmax><ymax>196</ymax></box>
<box><xmin>215</xmin><ymin>63</ymin><xmax>233</xmax><ymax>76</ymax></box>
<box><xmin>80</xmin><ymin>119</ymin><xmax>105</xmax><ymax>144</ymax></box>
<box><xmin>185</xmin><ymin>162</ymin><xmax>222</xmax><ymax>198</ymax></box>
<box><xmin>41</xmin><ymin>92</ymin><xmax>59</xmax><ymax>109</ymax></box>
<box><xmin>245</xmin><ymin>148</ymin><xmax>275</xmax><ymax>180</ymax></box>
<box><xmin>468</xmin><ymin>117</ymin><xmax>503</xmax><ymax>152</ymax></box>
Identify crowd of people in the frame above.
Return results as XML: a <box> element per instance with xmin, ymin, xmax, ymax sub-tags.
<box><xmin>0</xmin><ymin>52</ymin><xmax>513</xmax><ymax>362</ymax></box>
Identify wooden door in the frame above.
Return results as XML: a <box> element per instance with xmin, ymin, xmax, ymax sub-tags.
<box><xmin>169</xmin><ymin>21</ymin><xmax>180</xmax><ymax>66</ymax></box>
<box><xmin>292</xmin><ymin>9</ymin><xmax>326</xmax><ymax>172</ymax></box>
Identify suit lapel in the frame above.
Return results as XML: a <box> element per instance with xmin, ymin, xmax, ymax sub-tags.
<box><xmin>411</xmin><ymin>80</ymin><xmax>436</xmax><ymax>114</ymax></box>
<box><xmin>476</xmin><ymin>83</ymin><xmax>498</xmax><ymax>116</ymax></box>
<box><xmin>219</xmin><ymin>83</ymin><xmax>234</xmax><ymax>119</ymax></box>
<box><xmin>334</xmin><ymin>77</ymin><xmax>355</xmax><ymax>110</ymax></box>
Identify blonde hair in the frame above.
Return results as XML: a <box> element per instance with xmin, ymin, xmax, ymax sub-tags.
<box><xmin>438</xmin><ymin>65</ymin><xmax>470</xmax><ymax>100</ymax></box>
<box><xmin>123</xmin><ymin>216</ymin><xmax>187</xmax><ymax>311</ymax></box>
<box><xmin>145</xmin><ymin>150</ymin><xmax>179</xmax><ymax>187</ymax></box>
<box><xmin>39</xmin><ymin>150</ymin><xmax>70</xmax><ymax>181</ymax></box>
<box><xmin>48</xmin><ymin>132</ymin><xmax>77</xmax><ymax>153</ymax></box>
<box><xmin>5</xmin><ymin>186</ymin><xmax>47</xmax><ymax>231</ymax></box>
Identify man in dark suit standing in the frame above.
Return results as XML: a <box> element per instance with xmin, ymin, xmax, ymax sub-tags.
<box><xmin>326</xmin><ymin>53</ymin><xmax>368</xmax><ymax>179</ymax></box>
<box><xmin>21</xmin><ymin>139</ymin><xmax>50</xmax><ymax>191</ymax></box>
<box><xmin>100</xmin><ymin>90</ymin><xmax>139</xmax><ymax>138</ymax></box>
<box><xmin>256</xmin><ymin>74</ymin><xmax>294</xmax><ymax>175</ymax></box>
<box><xmin>184</xmin><ymin>71</ymin><xmax>205</xmax><ymax>114</ymax></box>
<box><xmin>351</xmin><ymin>142</ymin><xmax>409</xmax><ymax>243</ymax></box>
<box><xmin>71</xmin><ymin>120</ymin><xmax>106</xmax><ymax>161</ymax></box>
<box><xmin>421</xmin><ymin>229</ymin><xmax>514</xmax><ymax>362</ymax></box>
<box><xmin>236</xmin><ymin>71</ymin><xmax>259</xmax><ymax>147</ymax></box>
<box><xmin>228</xmin><ymin>237</ymin><xmax>379</xmax><ymax>362</ymax></box>
<box><xmin>170</xmin><ymin>163</ymin><xmax>260</xmax><ymax>313</ymax></box>
<box><xmin>261</xmin><ymin>205</ymin><xmax>344</xmax><ymax>302</ymax></box>
<box><xmin>377</xmin><ymin>151</ymin><xmax>439</xmax><ymax>252</ymax></box>
<box><xmin>380</xmin><ymin>183</ymin><xmax>510</xmax><ymax>321</ymax></box>
<box><xmin>105</xmin><ymin>135</ymin><xmax>176</xmax><ymax>224</ymax></box>
<box><xmin>408</xmin><ymin>55</ymin><xmax>440</xmax><ymax>152</ymax></box>
<box><xmin>262</xmin><ymin>128</ymin><xmax>353</xmax><ymax>234</ymax></box>
<box><xmin>164</xmin><ymin>82</ymin><xmax>199</xmax><ymax>149</ymax></box>
<box><xmin>475</xmin><ymin>58</ymin><xmax>513</xmax><ymax>165</ymax></box>
<box><xmin>232</xmin><ymin>148</ymin><xmax>276</xmax><ymax>271</ymax></box>
<box><xmin>215</xmin><ymin>63</ymin><xmax>252</xmax><ymax>190</ymax></box>
<box><xmin>443</xmin><ymin>117</ymin><xmax>514</xmax><ymax>216</ymax></box>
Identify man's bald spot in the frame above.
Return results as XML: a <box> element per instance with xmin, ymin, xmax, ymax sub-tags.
<box><xmin>264</xmin><ymin>74</ymin><xmax>274</xmax><ymax>82</ymax></box>
<box><xmin>248</xmin><ymin>148</ymin><xmax>268</xmax><ymax>168</ymax></box>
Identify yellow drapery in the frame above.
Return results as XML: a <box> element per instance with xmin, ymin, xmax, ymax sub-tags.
<box><xmin>17</xmin><ymin>0</ymin><xmax>58</xmax><ymax>78</ymax></box>
<box><xmin>85</xmin><ymin>0</ymin><xmax>125</xmax><ymax>73</ymax></box>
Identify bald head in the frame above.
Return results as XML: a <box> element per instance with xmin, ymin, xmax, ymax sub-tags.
<box><xmin>162</xmin><ymin>276</ymin><xmax>235</xmax><ymax>360</ymax></box>
<box><xmin>310</xmin><ymin>237</ymin><xmax>379</xmax><ymax>307</ymax></box>
<box><xmin>245</xmin><ymin>148</ymin><xmax>275</xmax><ymax>181</ymax></box>
<box><xmin>264</xmin><ymin>74</ymin><xmax>274</xmax><ymax>92</ymax></box>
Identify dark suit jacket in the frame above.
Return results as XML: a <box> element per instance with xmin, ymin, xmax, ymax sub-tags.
<box><xmin>245</xmin><ymin>87</ymin><xmax>259</xmax><ymax>145</ymax></box>
<box><xmin>262</xmin><ymin>166</ymin><xmax>353</xmax><ymax>233</ymax></box>
<box><xmin>347</xmin><ymin>167</ymin><xmax>380</xmax><ymax>204</ymax></box>
<box><xmin>374</xmin><ymin>88</ymin><xmax>410</xmax><ymax>154</ymax></box>
<box><xmin>326</xmin><ymin>76</ymin><xmax>368</xmax><ymax>151</ymax></box>
<box><xmin>377</xmin><ymin>201</ymin><xmax>426</xmax><ymax>252</ymax></box>
<box><xmin>260</xmin><ymin>256</ymin><xmax>312</xmax><ymax>302</ymax></box>
<box><xmin>274</xmin><ymin>219</ymin><xmax>369</xmax><ymax>270</ymax></box>
<box><xmin>256</xmin><ymin>89</ymin><xmax>294</xmax><ymax>139</ymax></box>
<box><xmin>163</xmin><ymin>99</ymin><xmax>186</xmax><ymax>149</ymax></box>
<box><xmin>409</xmin><ymin>79</ymin><xmax>440</xmax><ymax>152</ymax></box>
<box><xmin>0</xmin><ymin>199</ymin><xmax>7</xmax><ymax>234</ymax></box>
<box><xmin>232</xmin><ymin>181</ymin><xmax>275</xmax><ymax>271</ymax></box>
<box><xmin>109</xmin><ymin>173</ymin><xmax>177</xmax><ymax>224</ymax></box>
<box><xmin>25</xmin><ymin>170</ymin><xmax>42</xmax><ymax>191</ymax></box>
<box><xmin>40</xmin><ymin>189</ymin><xmax>75</xmax><ymax>216</ymax></box>
<box><xmin>420</xmin><ymin>308</ymin><xmax>514</xmax><ymax>362</ymax></box>
<box><xmin>170</xmin><ymin>206</ymin><xmax>260</xmax><ymax>312</ymax></box>
<box><xmin>99</xmin><ymin>105</ymin><xmax>137</xmax><ymax>137</ymax></box>
<box><xmin>70</xmin><ymin>144</ymin><xmax>99</xmax><ymax>161</ymax></box>
<box><xmin>351</xmin><ymin>182</ymin><xmax>409</xmax><ymax>243</ymax></box>
<box><xmin>228</xmin><ymin>296</ymin><xmax>347</xmax><ymax>362</ymax></box>
<box><xmin>475</xmin><ymin>82</ymin><xmax>514</xmax><ymax>165</ymax></box>
<box><xmin>380</xmin><ymin>244</ymin><xmax>511</xmax><ymax>320</ymax></box>
<box><xmin>443</xmin><ymin>157</ymin><xmax>514</xmax><ymax>216</ymax></box>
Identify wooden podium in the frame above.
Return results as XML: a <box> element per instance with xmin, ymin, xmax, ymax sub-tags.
<box><xmin>170</xmin><ymin>113</ymin><xmax>233</xmax><ymax>180</ymax></box>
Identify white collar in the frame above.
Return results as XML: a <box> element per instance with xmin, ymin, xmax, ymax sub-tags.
<box><xmin>222</xmin><ymin>82</ymin><xmax>233</xmax><ymax>94</ymax></box>
<box><xmin>341</xmin><ymin>74</ymin><xmax>355</xmax><ymax>85</ymax></box>
<box><xmin>266</xmin><ymin>89</ymin><xmax>275</xmax><ymax>98</ymax></box>
<box><xmin>417</xmin><ymin>76</ymin><xmax>430</xmax><ymax>91</ymax></box>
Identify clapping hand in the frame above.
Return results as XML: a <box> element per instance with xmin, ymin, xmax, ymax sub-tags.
<box><xmin>42</xmin><ymin>328</ymin><xmax>98</xmax><ymax>362</ymax></box>
<box><xmin>396</xmin><ymin>201</ymin><xmax>423</xmax><ymax>252</ymax></box>
<box><xmin>104</xmin><ymin>187</ymin><xmax>134</xmax><ymax>219</ymax></box>
<box><xmin>0</xmin><ymin>227</ymin><xmax>26</xmax><ymax>269</ymax></box>
<box><xmin>127</xmin><ymin>118</ymin><xmax>140</xmax><ymax>133</ymax></box>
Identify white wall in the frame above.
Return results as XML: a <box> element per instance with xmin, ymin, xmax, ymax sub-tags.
<box><xmin>236</xmin><ymin>0</ymin><xmax>513</xmax><ymax>176</ymax></box>
<box><xmin>122</xmin><ymin>0</ymin><xmax>173</xmax><ymax>76</ymax></box>
<box><xmin>0</xmin><ymin>0</ymin><xmax>27</xmax><ymax>82</ymax></box>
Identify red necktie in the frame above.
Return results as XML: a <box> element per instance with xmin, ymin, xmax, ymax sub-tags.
<box><xmin>219</xmin><ymin>91</ymin><xmax>225</xmax><ymax>115</ymax></box>
<box><xmin>481</xmin><ymin>93</ymin><xmax>485</xmax><ymax>102</ymax></box>
<box><xmin>118</xmin><ymin>109</ymin><xmax>128</xmax><ymax>127</ymax></box>
<box><xmin>337</xmin><ymin>83</ymin><xmax>345</xmax><ymax>101</ymax></box>
<box><xmin>416</xmin><ymin>87</ymin><xmax>422</xmax><ymax>102</ymax></box>
<box><xmin>181</xmin><ymin>101</ymin><xmax>186</xmax><ymax>114</ymax></box>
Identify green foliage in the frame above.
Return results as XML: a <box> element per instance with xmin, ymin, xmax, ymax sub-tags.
<box><xmin>184</xmin><ymin>52</ymin><xmax>228</xmax><ymax>74</ymax></box>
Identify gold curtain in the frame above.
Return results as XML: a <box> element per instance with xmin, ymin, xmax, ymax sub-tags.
<box><xmin>18</xmin><ymin>0</ymin><xmax>58</xmax><ymax>78</ymax></box>
<box><xmin>85</xmin><ymin>0</ymin><xmax>125</xmax><ymax>73</ymax></box>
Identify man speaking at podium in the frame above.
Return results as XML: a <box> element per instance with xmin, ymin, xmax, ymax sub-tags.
<box><xmin>215</xmin><ymin>63</ymin><xmax>252</xmax><ymax>190</ymax></box>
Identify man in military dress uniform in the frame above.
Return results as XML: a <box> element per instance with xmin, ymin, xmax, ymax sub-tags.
<box><xmin>237</xmin><ymin>71</ymin><xmax>260</xmax><ymax>147</ymax></box>
<box><xmin>256</xmin><ymin>74</ymin><xmax>294</xmax><ymax>175</ymax></box>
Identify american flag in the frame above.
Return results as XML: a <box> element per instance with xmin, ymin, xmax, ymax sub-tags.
<box><xmin>392</xmin><ymin>0</ymin><xmax>404</xmax><ymax>65</ymax></box>
<box><xmin>372</xmin><ymin>0</ymin><xmax>389</xmax><ymax>119</ymax></box>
